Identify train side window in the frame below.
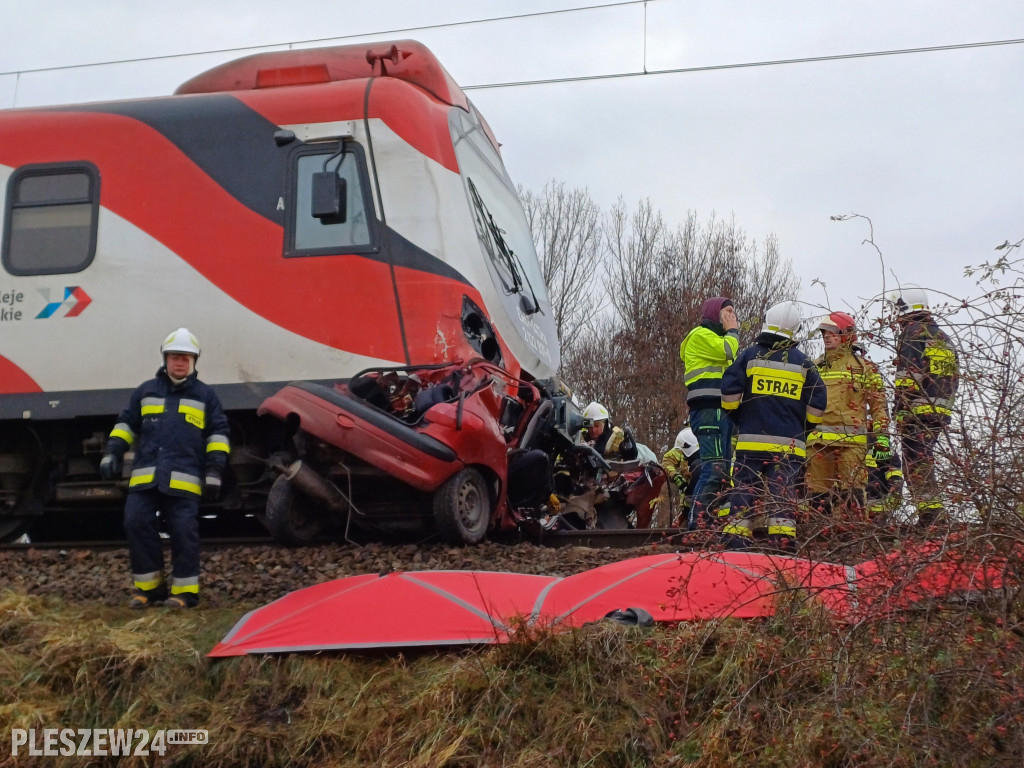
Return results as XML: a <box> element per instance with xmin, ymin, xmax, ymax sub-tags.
<box><xmin>2</xmin><ymin>163</ymin><xmax>100</xmax><ymax>275</ymax></box>
<box><xmin>287</xmin><ymin>144</ymin><xmax>375</xmax><ymax>257</ymax></box>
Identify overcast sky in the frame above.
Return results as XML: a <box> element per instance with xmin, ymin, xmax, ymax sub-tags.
<box><xmin>2</xmin><ymin>0</ymin><xmax>1022</xmax><ymax>327</ymax></box>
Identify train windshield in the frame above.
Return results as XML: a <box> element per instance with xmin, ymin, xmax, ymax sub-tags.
<box><xmin>451</xmin><ymin>112</ymin><xmax>549</xmax><ymax>314</ymax></box>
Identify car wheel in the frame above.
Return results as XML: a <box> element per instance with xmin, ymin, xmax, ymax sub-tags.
<box><xmin>432</xmin><ymin>467</ymin><xmax>490</xmax><ymax>544</ymax></box>
<box><xmin>265</xmin><ymin>475</ymin><xmax>327</xmax><ymax>546</ymax></box>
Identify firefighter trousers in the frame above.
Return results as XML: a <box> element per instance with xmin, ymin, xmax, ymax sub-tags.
<box><xmin>124</xmin><ymin>489</ymin><xmax>201</xmax><ymax>596</ymax></box>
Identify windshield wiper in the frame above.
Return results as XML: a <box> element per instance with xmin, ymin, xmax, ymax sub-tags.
<box><xmin>468</xmin><ymin>178</ymin><xmax>541</xmax><ymax>315</ymax></box>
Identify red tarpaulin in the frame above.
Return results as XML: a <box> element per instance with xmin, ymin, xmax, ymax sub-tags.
<box><xmin>209</xmin><ymin>543</ymin><xmax>1016</xmax><ymax>657</ymax></box>
<box><xmin>209</xmin><ymin>570</ymin><xmax>560</xmax><ymax>657</ymax></box>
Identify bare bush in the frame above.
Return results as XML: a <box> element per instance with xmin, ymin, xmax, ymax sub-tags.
<box><xmin>828</xmin><ymin>216</ymin><xmax>1024</xmax><ymax>531</ymax></box>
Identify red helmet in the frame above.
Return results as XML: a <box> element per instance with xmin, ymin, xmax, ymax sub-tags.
<box><xmin>818</xmin><ymin>311</ymin><xmax>857</xmax><ymax>340</ymax></box>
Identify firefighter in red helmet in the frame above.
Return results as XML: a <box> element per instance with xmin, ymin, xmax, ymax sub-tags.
<box><xmin>804</xmin><ymin>312</ymin><xmax>889</xmax><ymax>518</ymax></box>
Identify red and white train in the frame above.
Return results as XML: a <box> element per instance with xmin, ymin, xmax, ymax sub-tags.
<box><xmin>0</xmin><ymin>40</ymin><xmax>558</xmax><ymax>540</ymax></box>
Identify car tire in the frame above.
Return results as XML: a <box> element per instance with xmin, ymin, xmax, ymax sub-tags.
<box><xmin>265</xmin><ymin>475</ymin><xmax>327</xmax><ymax>546</ymax></box>
<box><xmin>432</xmin><ymin>467</ymin><xmax>490</xmax><ymax>544</ymax></box>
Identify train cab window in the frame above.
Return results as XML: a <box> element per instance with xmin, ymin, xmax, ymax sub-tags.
<box><xmin>287</xmin><ymin>144</ymin><xmax>375</xmax><ymax>256</ymax></box>
<box><xmin>3</xmin><ymin>163</ymin><xmax>100</xmax><ymax>275</ymax></box>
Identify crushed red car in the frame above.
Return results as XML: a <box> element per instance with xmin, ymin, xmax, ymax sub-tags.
<box><xmin>256</xmin><ymin>359</ymin><xmax>669</xmax><ymax>545</ymax></box>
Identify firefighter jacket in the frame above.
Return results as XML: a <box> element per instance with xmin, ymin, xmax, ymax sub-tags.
<box><xmin>808</xmin><ymin>345</ymin><xmax>889</xmax><ymax>446</ymax></box>
<box><xmin>107</xmin><ymin>368</ymin><xmax>231</xmax><ymax>497</ymax></box>
<box><xmin>680</xmin><ymin>323</ymin><xmax>740</xmax><ymax>409</ymax></box>
<box><xmin>661</xmin><ymin>447</ymin><xmax>689</xmax><ymax>487</ymax></box>
<box><xmin>590</xmin><ymin>423</ymin><xmax>639</xmax><ymax>461</ymax></box>
<box><xmin>720</xmin><ymin>333</ymin><xmax>827</xmax><ymax>458</ymax></box>
<box><xmin>662</xmin><ymin>447</ymin><xmax>701</xmax><ymax>493</ymax></box>
<box><xmin>894</xmin><ymin>313</ymin><xmax>959</xmax><ymax>422</ymax></box>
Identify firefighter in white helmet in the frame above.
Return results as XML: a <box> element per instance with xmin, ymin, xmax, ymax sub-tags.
<box><xmin>662</xmin><ymin>427</ymin><xmax>702</xmax><ymax>526</ymax></box>
<box><xmin>581</xmin><ymin>401</ymin><xmax>638</xmax><ymax>460</ymax></box>
<box><xmin>100</xmin><ymin>328</ymin><xmax>231</xmax><ymax>608</ymax></box>
<box><xmin>887</xmin><ymin>284</ymin><xmax>959</xmax><ymax>526</ymax></box>
<box><xmin>719</xmin><ymin>301</ymin><xmax>827</xmax><ymax>551</ymax></box>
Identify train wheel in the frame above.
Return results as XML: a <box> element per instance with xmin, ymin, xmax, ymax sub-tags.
<box><xmin>265</xmin><ymin>476</ymin><xmax>327</xmax><ymax>546</ymax></box>
<box><xmin>432</xmin><ymin>467</ymin><xmax>490</xmax><ymax>544</ymax></box>
<box><xmin>0</xmin><ymin>515</ymin><xmax>33</xmax><ymax>542</ymax></box>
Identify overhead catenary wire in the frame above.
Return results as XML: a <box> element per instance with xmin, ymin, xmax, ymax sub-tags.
<box><xmin>0</xmin><ymin>1</ymin><xmax>650</xmax><ymax>77</ymax></box>
<box><xmin>463</xmin><ymin>37</ymin><xmax>1024</xmax><ymax>91</ymax></box>
<box><xmin>1</xmin><ymin>0</ymin><xmax>1022</xmax><ymax>95</ymax></box>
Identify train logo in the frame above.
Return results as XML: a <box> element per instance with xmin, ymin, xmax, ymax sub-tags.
<box><xmin>35</xmin><ymin>287</ymin><xmax>92</xmax><ymax>319</ymax></box>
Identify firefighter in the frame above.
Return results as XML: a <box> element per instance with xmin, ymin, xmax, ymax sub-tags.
<box><xmin>720</xmin><ymin>301</ymin><xmax>827</xmax><ymax>551</ymax></box>
<box><xmin>680</xmin><ymin>297</ymin><xmax>740</xmax><ymax>530</ymax></box>
<box><xmin>663</xmin><ymin>427</ymin><xmax>701</xmax><ymax>527</ymax></box>
<box><xmin>865</xmin><ymin>438</ymin><xmax>905</xmax><ymax>519</ymax></box>
<box><xmin>581</xmin><ymin>401</ymin><xmax>638</xmax><ymax>460</ymax></box>
<box><xmin>100</xmin><ymin>329</ymin><xmax>230</xmax><ymax>608</ymax></box>
<box><xmin>805</xmin><ymin>312</ymin><xmax>890</xmax><ymax>518</ymax></box>
<box><xmin>888</xmin><ymin>285</ymin><xmax>959</xmax><ymax>527</ymax></box>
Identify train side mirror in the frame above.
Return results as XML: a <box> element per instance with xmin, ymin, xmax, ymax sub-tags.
<box><xmin>311</xmin><ymin>172</ymin><xmax>347</xmax><ymax>223</ymax></box>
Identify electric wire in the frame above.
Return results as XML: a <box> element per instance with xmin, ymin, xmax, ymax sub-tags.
<box><xmin>0</xmin><ymin>1</ymin><xmax>650</xmax><ymax>77</ymax></box>
<box><xmin>462</xmin><ymin>37</ymin><xmax>1024</xmax><ymax>90</ymax></box>
<box><xmin>1</xmin><ymin>1</ymin><xmax>1022</xmax><ymax>95</ymax></box>
<box><xmin>2</xmin><ymin>1</ymin><xmax>1024</xmax><ymax>89</ymax></box>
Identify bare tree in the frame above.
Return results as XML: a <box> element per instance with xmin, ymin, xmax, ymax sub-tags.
<box><xmin>559</xmin><ymin>199</ymin><xmax>799</xmax><ymax>452</ymax></box>
<box><xmin>519</xmin><ymin>180</ymin><xmax>604</xmax><ymax>359</ymax></box>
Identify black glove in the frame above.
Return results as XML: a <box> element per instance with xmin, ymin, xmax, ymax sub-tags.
<box><xmin>672</xmin><ymin>474</ymin><xmax>686</xmax><ymax>490</ymax></box>
<box><xmin>99</xmin><ymin>454</ymin><xmax>121</xmax><ymax>480</ymax></box>
<box><xmin>620</xmin><ymin>426</ymin><xmax>638</xmax><ymax>460</ymax></box>
<box><xmin>203</xmin><ymin>473</ymin><xmax>222</xmax><ymax>501</ymax></box>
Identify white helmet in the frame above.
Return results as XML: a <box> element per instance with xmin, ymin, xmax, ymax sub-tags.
<box><xmin>761</xmin><ymin>301</ymin><xmax>803</xmax><ymax>339</ymax></box>
<box><xmin>582</xmin><ymin>401</ymin><xmax>609</xmax><ymax>422</ymax></box>
<box><xmin>674</xmin><ymin>427</ymin><xmax>699</xmax><ymax>458</ymax></box>
<box><xmin>160</xmin><ymin>327</ymin><xmax>201</xmax><ymax>358</ymax></box>
<box><xmin>886</xmin><ymin>284</ymin><xmax>929</xmax><ymax>316</ymax></box>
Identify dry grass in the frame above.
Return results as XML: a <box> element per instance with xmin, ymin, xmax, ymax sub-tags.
<box><xmin>2</xmin><ymin>560</ymin><xmax>1023</xmax><ymax>768</ymax></box>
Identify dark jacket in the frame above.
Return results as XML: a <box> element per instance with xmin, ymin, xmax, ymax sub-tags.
<box><xmin>720</xmin><ymin>333</ymin><xmax>827</xmax><ymax>458</ymax></box>
<box><xmin>894</xmin><ymin>313</ymin><xmax>959</xmax><ymax>422</ymax></box>
<box><xmin>107</xmin><ymin>368</ymin><xmax>230</xmax><ymax>497</ymax></box>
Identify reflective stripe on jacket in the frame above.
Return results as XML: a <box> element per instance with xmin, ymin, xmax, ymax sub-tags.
<box><xmin>894</xmin><ymin>314</ymin><xmax>959</xmax><ymax>420</ymax></box>
<box><xmin>680</xmin><ymin>324</ymin><xmax>740</xmax><ymax>408</ymax></box>
<box><xmin>808</xmin><ymin>346</ymin><xmax>889</xmax><ymax>445</ymax></box>
<box><xmin>107</xmin><ymin>368</ymin><xmax>230</xmax><ymax>498</ymax></box>
<box><xmin>720</xmin><ymin>333</ymin><xmax>827</xmax><ymax>458</ymax></box>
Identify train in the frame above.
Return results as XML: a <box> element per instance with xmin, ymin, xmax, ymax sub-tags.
<box><xmin>0</xmin><ymin>40</ymin><xmax>559</xmax><ymax>542</ymax></box>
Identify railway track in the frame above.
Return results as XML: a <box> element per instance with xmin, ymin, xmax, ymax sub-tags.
<box><xmin>0</xmin><ymin>527</ymin><xmax>710</xmax><ymax>553</ymax></box>
<box><xmin>0</xmin><ymin>536</ymin><xmax>280</xmax><ymax>552</ymax></box>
